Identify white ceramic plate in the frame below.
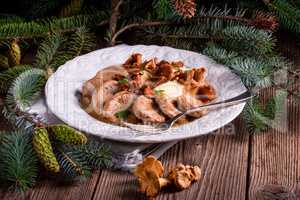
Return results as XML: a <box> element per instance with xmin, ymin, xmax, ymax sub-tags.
<box><xmin>45</xmin><ymin>44</ymin><xmax>247</xmax><ymax>143</ymax></box>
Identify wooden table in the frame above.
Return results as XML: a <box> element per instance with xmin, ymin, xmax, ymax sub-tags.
<box><xmin>0</xmin><ymin>34</ymin><xmax>299</xmax><ymax>200</ymax></box>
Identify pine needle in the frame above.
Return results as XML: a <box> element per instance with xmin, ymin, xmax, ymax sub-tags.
<box><xmin>6</xmin><ymin>68</ymin><xmax>46</xmax><ymax>112</ymax></box>
<box><xmin>0</xmin><ymin>130</ymin><xmax>38</xmax><ymax>192</ymax></box>
<box><xmin>67</xmin><ymin>140</ymin><xmax>112</xmax><ymax>170</ymax></box>
<box><xmin>0</xmin><ymin>65</ymin><xmax>32</xmax><ymax>93</ymax></box>
<box><xmin>266</xmin><ymin>0</ymin><xmax>300</xmax><ymax>33</ymax></box>
<box><xmin>153</xmin><ymin>0</ymin><xmax>174</xmax><ymax>20</ymax></box>
<box><xmin>35</xmin><ymin>34</ymin><xmax>64</xmax><ymax>69</ymax></box>
<box><xmin>50</xmin><ymin>27</ymin><xmax>96</xmax><ymax>70</ymax></box>
<box><xmin>54</xmin><ymin>145</ymin><xmax>91</xmax><ymax>180</ymax></box>
<box><xmin>222</xmin><ymin>25</ymin><xmax>275</xmax><ymax>56</ymax></box>
<box><xmin>242</xmin><ymin>101</ymin><xmax>268</xmax><ymax>134</ymax></box>
<box><xmin>0</xmin><ymin>21</ymin><xmax>48</xmax><ymax>39</ymax></box>
<box><xmin>66</xmin><ymin>27</ymin><xmax>96</xmax><ymax>57</ymax></box>
<box><xmin>1</xmin><ymin>106</ymin><xmax>35</xmax><ymax>131</ymax></box>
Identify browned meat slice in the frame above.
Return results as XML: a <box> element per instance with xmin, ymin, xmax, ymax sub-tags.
<box><xmin>90</xmin><ymin>80</ymin><xmax>119</xmax><ymax>114</ymax></box>
<box><xmin>132</xmin><ymin>95</ymin><xmax>165</xmax><ymax>124</ymax></box>
<box><xmin>155</xmin><ymin>94</ymin><xmax>181</xmax><ymax>118</ymax></box>
<box><xmin>82</xmin><ymin>80</ymin><xmax>119</xmax><ymax>116</ymax></box>
<box><xmin>102</xmin><ymin>91</ymin><xmax>136</xmax><ymax>123</ymax></box>
<box><xmin>177</xmin><ymin>93</ymin><xmax>207</xmax><ymax>118</ymax></box>
<box><xmin>82</xmin><ymin>65</ymin><xmax>128</xmax><ymax>97</ymax></box>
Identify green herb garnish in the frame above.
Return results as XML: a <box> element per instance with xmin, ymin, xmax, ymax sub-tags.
<box><xmin>118</xmin><ymin>78</ymin><xmax>128</xmax><ymax>84</ymax></box>
<box><xmin>154</xmin><ymin>89</ymin><xmax>165</xmax><ymax>95</ymax></box>
<box><xmin>116</xmin><ymin>110</ymin><xmax>130</xmax><ymax>119</ymax></box>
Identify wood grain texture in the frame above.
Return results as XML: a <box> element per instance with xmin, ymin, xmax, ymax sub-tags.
<box><xmin>248</xmin><ymin>88</ymin><xmax>300</xmax><ymax>200</ymax></box>
<box><xmin>0</xmin><ymin>172</ymin><xmax>101</xmax><ymax>200</ymax></box>
<box><xmin>248</xmin><ymin>33</ymin><xmax>300</xmax><ymax>200</ymax></box>
<box><xmin>92</xmin><ymin>119</ymin><xmax>250</xmax><ymax>200</ymax></box>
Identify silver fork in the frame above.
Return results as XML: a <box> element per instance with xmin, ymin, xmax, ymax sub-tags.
<box><xmin>122</xmin><ymin>90</ymin><xmax>254</xmax><ymax>134</ymax></box>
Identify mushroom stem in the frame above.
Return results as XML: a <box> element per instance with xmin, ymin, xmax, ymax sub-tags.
<box><xmin>159</xmin><ymin>178</ymin><xmax>171</xmax><ymax>188</ymax></box>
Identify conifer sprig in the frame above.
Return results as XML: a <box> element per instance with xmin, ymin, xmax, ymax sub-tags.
<box><xmin>55</xmin><ymin>145</ymin><xmax>91</xmax><ymax>179</ymax></box>
<box><xmin>35</xmin><ymin>34</ymin><xmax>64</xmax><ymax>69</ymax></box>
<box><xmin>264</xmin><ymin>0</ymin><xmax>300</xmax><ymax>33</ymax></box>
<box><xmin>0</xmin><ymin>12</ymin><xmax>109</xmax><ymax>40</ymax></box>
<box><xmin>6</xmin><ymin>69</ymin><xmax>46</xmax><ymax>112</ymax></box>
<box><xmin>67</xmin><ymin>140</ymin><xmax>112</xmax><ymax>169</ymax></box>
<box><xmin>0</xmin><ymin>65</ymin><xmax>32</xmax><ymax>93</ymax></box>
<box><xmin>0</xmin><ymin>130</ymin><xmax>38</xmax><ymax>192</ymax></box>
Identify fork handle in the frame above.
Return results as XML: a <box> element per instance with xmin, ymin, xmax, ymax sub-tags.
<box><xmin>187</xmin><ymin>90</ymin><xmax>254</xmax><ymax>114</ymax></box>
<box><xmin>169</xmin><ymin>90</ymin><xmax>254</xmax><ymax>126</ymax></box>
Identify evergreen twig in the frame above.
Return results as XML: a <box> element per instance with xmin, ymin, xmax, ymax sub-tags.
<box><xmin>0</xmin><ymin>130</ymin><xmax>38</xmax><ymax>192</ymax></box>
<box><xmin>0</xmin><ymin>65</ymin><xmax>32</xmax><ymax>93</ymax></box>
<box><xmin>6</xmin><ymin>68</ymin><xmax>46</xmax><ymax>112</ymax></box>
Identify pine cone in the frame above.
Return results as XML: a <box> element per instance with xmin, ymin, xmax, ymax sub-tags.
<box><xmin>32</xmin><ymin>128</ymin><xmax>60</xmax><ymax>173</ymax></box>
<box><xmin>7</xmin><ymin>39</ymin><xmax>21</xmax><ymax>67</ymax></box>
<box><xmin>173</xmin><ymin>0</ymin><xmax>196</xmax><ymax>19</ymax></box>
<box><xmin>48</xmin><ymin>124</ymin><xmax>87</xmax><ymax>145</ymax></box>
<box><xmin>249</xmin><ymin>11</ymin><xmax>278</xmax><ymax>32</ymax></box>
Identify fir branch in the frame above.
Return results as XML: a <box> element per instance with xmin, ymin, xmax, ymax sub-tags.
<box><xmin>242</xmin><ymin>90</ymin><xmax>288</xmax><ymax>134</ymax></box>
<box><xmin>49</xmin><ymin>28</ymin><xmax>96</xmax><ymax>70</ymax></box>
<box><xmin>0</xmin><ymin>21</ymin><xmax>49</xmax><ymax>39</ymax></box>
<box><xmin>55</xmin><ymin>145</ymin><xmax>91</xmax><ymax>179</ymax></box>
<box><xmin>35</xmin><ymin>34</ymin><xmax>64</xmax><ymax>69</ymax></box>
<box><xmin>203</xmin><ymin>45</ymin><xmax>238</xmax><ymax>64</ymax></box>
<box><xmin>203</xmin><ymin>45</ymin><xmax>274</xmax><ymax>88</ymax></box>
<box><xmin>64</xmin><ymin>27</ymin><xmax>96</xmax><ymax>57</ymax></box>
<box><xmin>0</xmin><ymin>130</ymin><xmax>38</xmax><ymax>192</ymax></box>
<box><xmin>153</xmin><ymin>0</ymin><xmax>174</xmax><ymax>20</ymax></box>
<box><xmin>6</xmin><ymin>69</ymin><xmax>46</xmax><ymax>112</ymax></box>
<box><xmin>229</xmin><ymin>57</ymin><xmax>273</xmax><ymax>88</ymax></box>
<box><xmin>1</xmin><ymin>106</ymin><xmax>35</xmax><ymax>131</ymax></box>
<box><xmin>66</xmin><ymin>140</ymin><xmax>112</xmax><ymax>169</ymax></box>
<box><xmin>0</xmin><ymin>13</ymin><xmax>109</xmax><ymax>40</ymax></box>
<box><xmin>264</xmin><ymin>0</ymin><xmax>300</xmax><ymax>33</ymax></box>
<box><xmin>0</xmin><ymin>65</ymin><xmax>33</xmax><ymax>93</ymax></box>
<box><xmin>49</xmin><ymin>12</ymin><xmax>109</xmax><ymax>33</ymax></box>
<box><xmin>0</xmin><ymin>16</ymin><xmax>24</xmax><ymax>25</ymax></box>
<box><xmin>243</xmin><ymin>100</ymin><xmax>269</xmax><ymax>134</ymax></box>
<box><xmin>221</xmin><ymin>25</ymin><xmax>275</xmax><ymax>56</ymax></box>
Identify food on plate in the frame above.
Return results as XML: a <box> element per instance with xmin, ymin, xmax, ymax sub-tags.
<box><xmin>81</xmin><ymin>53</ymin><xmax>216</xmax><ymax>127</ymax></box>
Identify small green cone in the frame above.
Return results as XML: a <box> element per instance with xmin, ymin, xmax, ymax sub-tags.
<box><xmin>32</xmin><ymin>128</ymin><xmax>60</xmax><ymax>173</ymax></box>
<box><xmin>48</xmin><ymin>124</ymin><xmax>87</xmax><ymax>145</ymax></box>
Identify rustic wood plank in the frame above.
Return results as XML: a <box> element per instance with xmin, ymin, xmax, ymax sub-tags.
<box><xmin>0</xmin><ymin>171</ymin><xmax>101</xmax><ymax>200</ymax></box>
<box><xmin>248</xmin><ymin>88</ymin><xmax>300</xmax><ymax>200</ymax></box>
<box><xmin>92</xmin><ymin>119</ymin><xmax>250</xmax><ymax>200</ymax></box>
<box><xmin>248</xmin><ymin>32</ymin><xmax>300</xmax><ymax>200</ymax></box>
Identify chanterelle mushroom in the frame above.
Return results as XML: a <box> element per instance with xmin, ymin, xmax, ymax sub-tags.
<box><xmin>167</xmin><ymin>164</ymin><xmax>202</xmax><ymax>190</ymax></box>
<box><xmin>134</xmin><ymin>156</ymin><xmax>170</xmax><ymax>198</ymax></box>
